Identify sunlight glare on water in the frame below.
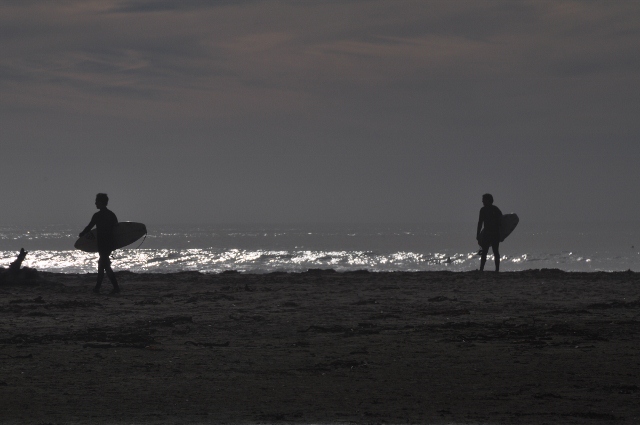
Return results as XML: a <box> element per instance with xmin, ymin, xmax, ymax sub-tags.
<box><xmin>1</xmin><ymin>223</ymin><xmax>640</xmax><ymax>272</ymax></box>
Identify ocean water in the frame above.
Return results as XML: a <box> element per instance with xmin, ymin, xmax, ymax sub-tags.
<box><xmin>1</xmin><ymin>222</ymin><xmax>640</xmax><ymax>273</ymax></box>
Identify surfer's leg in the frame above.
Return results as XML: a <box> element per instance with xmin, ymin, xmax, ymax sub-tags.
<box><xmin>97</xmin><ymin>249</ymin><xmax>119</xmax><ymax>293</ymax></box>
<box><xmin>479</xmin><ymin>244</ymin><xmax>489</xmax><ymax>271</ymax></box>
<box><xmin>102</xmin><ymin>250</ymin><xmax>120</xmax><ymax>293</ymax></box>
<box><xmin>95</xmin><ymin>256</ymin><xmax>106</xmax><ymax>292</ymax></box>
<box><xmin>492</xmin><ymin>241</ymin><xmax>500</xmax><ymax>272</ymax></box>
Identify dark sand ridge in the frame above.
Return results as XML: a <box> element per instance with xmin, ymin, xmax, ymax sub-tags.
<box><xmin>0</xmin><ymin>269</ymin><xmax>639</xmax><ymax>424</ymax></box>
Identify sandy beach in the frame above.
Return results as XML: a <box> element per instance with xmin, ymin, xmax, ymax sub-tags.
<box><xmin>1</xmin><ymin>269</ymin><xmax>639</xmax><ymax>424</ymax></box>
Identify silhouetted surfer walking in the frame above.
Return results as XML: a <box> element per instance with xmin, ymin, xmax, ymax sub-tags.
<box><xmin>477</xmin><ymin>193</ymin><xmax>502</xmax><ymax>272</ymax></box>
<box><xmin>80</xmin><ymin>193</ymin><xmax>120</xmax><ymax>294</ymax></box>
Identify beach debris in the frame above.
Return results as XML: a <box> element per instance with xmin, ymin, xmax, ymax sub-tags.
<box><xmin>8</xmin><ymin>248</ymin><xmax>28</xmax><ymax>271</ymax></box>
<box><xmin>0</xmin><ymin>248</ymin><xmax>41</xmax><ymax>285</ymax></box>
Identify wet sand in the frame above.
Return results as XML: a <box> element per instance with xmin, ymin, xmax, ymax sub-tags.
<box><xmin>1</xmin><ymin>269</ymin><xmax>639</xmax><ymax>424</ymax></box>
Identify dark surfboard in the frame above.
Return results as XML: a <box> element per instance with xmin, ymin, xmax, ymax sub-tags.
<box><xmin>478</xmin><ymin>213</ymin><xmax>519</xmax><ymax>246</ymax></box>
<box><xmin>74</xmin><ymin>222</ymin><xmax>147</xmax><ymax>252</ymax></box>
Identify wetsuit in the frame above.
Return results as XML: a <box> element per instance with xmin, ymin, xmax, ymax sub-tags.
<box><xmin>81</xmin><ymin>208</ymin><xmax>119</xmax><ymax>291</ymax></box>
<box><xmin>477</xmin><ymin>204</ymin><xmax>502</xmax><ymax>271</ymax></box>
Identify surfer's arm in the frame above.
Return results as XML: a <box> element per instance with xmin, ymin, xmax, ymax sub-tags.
<box><xmin>476</xmin><ymin>212</ymin><xmax>483</xmax><ymax>240</ymax></box>
<box><xmin>79</xmin><ymin>218</ymin><xmax>96</xmax><ymax>237</ymax></box>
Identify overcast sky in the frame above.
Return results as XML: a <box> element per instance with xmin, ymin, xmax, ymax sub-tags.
<box><xmin>2</xmin><ymin>0</ymin><xmax>640</xmax><ymax>225</ymax></box>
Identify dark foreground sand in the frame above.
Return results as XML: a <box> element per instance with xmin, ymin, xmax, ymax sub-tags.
<box><xmin>1</xmin><ymin>269</ymin><xmax>639</xmax><ymax>424</ymax></box>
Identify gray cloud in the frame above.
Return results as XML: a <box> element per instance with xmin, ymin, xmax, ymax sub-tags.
<box><xmin>1</xmin><ymin>0</ymin><xmax>640</xmax><ymax>224</ymax></box>
<box><xmin>108</xmin><ymin>0</ymin><xmax>262</xmax><ymax>13</ymax></box>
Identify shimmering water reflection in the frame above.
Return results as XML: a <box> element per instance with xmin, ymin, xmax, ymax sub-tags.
<box><xmin>2</xmin><ymin>223</ymin><xmax>640</xmax><ymax>272</ymax></box>
<box><xmin>0</xmin><ymin>248</ymin><xmax>617</xmax><ymax>274</ymax></box>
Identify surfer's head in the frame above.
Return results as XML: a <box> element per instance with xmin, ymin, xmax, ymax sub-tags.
<box><xmin>95</xmin><ymin>193</ymin><xmax>109</xmax><ymax>209</ymax></box>
<box><xmin>482</xmin><ymin>193</ymin><xmax>493</xmax><ymax>206</ymax></box>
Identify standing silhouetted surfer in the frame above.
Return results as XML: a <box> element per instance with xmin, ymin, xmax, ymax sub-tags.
<box><xmin>80</xmin><ymin>193</ymin><xmax>120</xmax><ymax>294</ymax></box>
<box><xmin>477</xmin><ymin>193</ymin><xmax>502</xmax><ymax>272</ymax></box>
